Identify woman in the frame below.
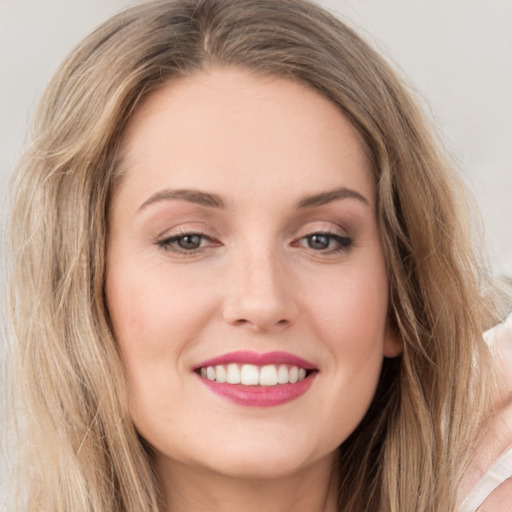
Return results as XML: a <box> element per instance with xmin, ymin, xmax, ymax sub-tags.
<box><xmin>6</xmin><ymin>0</ymin><xmax>511</xmax><ymax>510</ymax></box>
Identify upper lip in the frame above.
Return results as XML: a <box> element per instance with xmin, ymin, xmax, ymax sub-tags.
<box><xmin>193</xmin><ymin>350</ymin><xmax>318</xmax><ymax>370</ymax></box>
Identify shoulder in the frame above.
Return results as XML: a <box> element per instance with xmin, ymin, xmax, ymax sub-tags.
<box><xmin>458</xmin><ymin>315</ymin><xmax>512</xmax><ymax>511</ymax></box>
<box><xmin>459</xmin><ymin>445</ymin><xmax>512</xmax><ymax>512</ymax></box>
<box><xmin>477</xmin><ymin>477</ymin><xmax>512</xmax><ymax>511</ymax></box>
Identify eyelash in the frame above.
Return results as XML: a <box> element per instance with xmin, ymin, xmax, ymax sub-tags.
<box><xmin>156</xmin><ymin>232</ymin><xmax>217</xmax><ymax>255</ymax></box>
<box><xmin>293</xmin><ymin>232</ymin><xmax>353</xmax><ymax>253</ymax></box>
<box><xmin>156</xmin><ymin>230</ymin><xmax>353</xmax><ymax>256</ymax></box>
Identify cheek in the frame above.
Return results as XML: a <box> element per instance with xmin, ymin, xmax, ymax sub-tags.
<box><xmin>298</xmin><ymin>255</ymin><xmax>389</xmax><ymax>437</ymax></box>
<box><xmin>105</xmin><ymin>258</ymin><xmax>225</xmax><ymax>433</ymax></box>
<box><xmin>321</xmin><ymin>271</ymin><xmax>388</xmax><ymax>381</ymax></box>
<box><xmin>105</xmin><ymin>267</ymin><xmax>179</xmax><ymax>415</ymax></box>
<box><xmin>105</xmin><ymin>265</ymin><xmax>192</xmax><ymax>429</ymax></box>
<box><xmin>303</xmin><ymin>257</ymin><xmax>389</xmax><ymax>357</ymax></box>
<box><xmin>106</xmin><ymin>259</ymin><xmax>215</xmax><ymax>359</ymax></box>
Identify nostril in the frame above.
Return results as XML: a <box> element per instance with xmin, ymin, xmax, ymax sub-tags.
<box><xmin>227</xmin><ymin>316</ymin><xmax>290</xmax><ymax>332</ymax></box>
<box><xmin>222</xmin><ymin>291</ymin><xmax>296</xmax><ymax>331</ymax></box>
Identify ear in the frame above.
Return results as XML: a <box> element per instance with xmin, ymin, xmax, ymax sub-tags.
<box><xmin>383</xmin><ymin>323</ymin><xmax>403</xmax><ymax>358</ymax></box>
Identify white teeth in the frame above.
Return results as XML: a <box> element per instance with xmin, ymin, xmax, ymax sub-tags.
<box><xmin>199</xmin><ymin>363</ymin><xmax>311</xmax><ymax>386</ymax></box>
<box><xmin>226</xmin><ymin>363</ymin><xmax>241</xmax><ymax>384</ymax></box>
<box><xmin>259</xmin><ymin>365</ymin><xmax>278</xmax><ymax>386</ymax></box>
<box><xmin>277</xmin><ymin>364</ymin><xmax>289</xmax><ymax>384</ymax></box>
<box><xmin>215</xmin><ymin>365</ymin><xmax>227</xmax><ymax>383</ymax></box>
<box><xmin>241</xmin><ymin>364</ymin><xmax>259</xmax><ymax>385</ymax></box>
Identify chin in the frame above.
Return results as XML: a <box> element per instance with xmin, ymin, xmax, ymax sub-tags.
<box><xmin>202</xmin><ymin>451</ymin><xmax>327</xmax><ymax>481</ymax></box>
<box><xmin>180</xmin><ymin>428</ymin><xmax>337</xmax><ymax>481</ymax></box>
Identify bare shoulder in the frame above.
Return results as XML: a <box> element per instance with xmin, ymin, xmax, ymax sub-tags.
<box><xmin>477</xmin><ymin>478</ymin><xmax>512</xmax><ymax>511</ymax></box>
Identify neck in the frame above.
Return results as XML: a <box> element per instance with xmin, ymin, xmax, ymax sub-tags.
<box><xmin>156</xmin><ymin>454</ymin><xmax>339</xmax><ymax>512</ymax></box>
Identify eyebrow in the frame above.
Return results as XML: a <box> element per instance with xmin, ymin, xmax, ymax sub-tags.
<box><xmin>138</xmin><ymin>185</ymin><xmax>368</xmax><ymax>212</ymax></box>
<box><xmin>297</xmin><ymin>186</ymin><xmax>369</xmax><ymax>208</ymax></box>
<box><xmin>138</xmin><ymin>189</ymin><xmax>226</xmax><ymax>211</ymax></box>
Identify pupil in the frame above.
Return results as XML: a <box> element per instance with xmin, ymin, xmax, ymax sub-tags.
<box><xmin>179</xmin><ymin>235</ymin><xmax>201</xmax><ymax>249</ymax></box>
<box><xmin>309</xmin><ymin>234</ymin><xmax>329</xmax><ymax>250</ymax></box>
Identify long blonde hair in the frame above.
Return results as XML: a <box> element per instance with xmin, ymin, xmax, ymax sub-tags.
<box><xmin>7</xmin><ymin>1</ymin><xmax>497</xmax><ymax>510</ymax></box>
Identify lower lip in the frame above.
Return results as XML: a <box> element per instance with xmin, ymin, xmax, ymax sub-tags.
<box><xmin>198</xmin><ymin>373</ymin><xmax>316</xmax><ymax>407</ymax></box>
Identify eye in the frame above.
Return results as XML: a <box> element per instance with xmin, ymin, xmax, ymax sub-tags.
<box><xmin>156</xmin><ymin>232</ymin><xmax>218</xmax><ymax>254</ymax></box>
<box><xmin>175</xmin><ymin>234</ymin><xmax>203</xmax><ymax>250</ymax></box>
<box><xmin>294</xmin><ymin>232</ymin><xmax>353</xmax><ymax>253</ymax></box>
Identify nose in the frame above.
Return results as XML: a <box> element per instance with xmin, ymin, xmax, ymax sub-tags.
<box><xmin>222</xmin><ymin>247</ymin><xmax>297</xmax><ymax>333</ymax></box>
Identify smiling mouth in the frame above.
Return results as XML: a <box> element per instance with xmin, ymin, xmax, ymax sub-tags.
<box><xmin>196</xmin><ymin>363</ymin><xmax>316</xmax><ymax>386</ymax></box>
<box><xmin>193</xmin><ymin>351</ymin><xmax>318</xmax><ymax>406</ymax></box>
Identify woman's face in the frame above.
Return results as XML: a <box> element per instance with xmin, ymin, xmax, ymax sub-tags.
<box><xmin>106</xmin><ymin>68</ymin><xmax>401</xmax><ymax>481</ymax></box>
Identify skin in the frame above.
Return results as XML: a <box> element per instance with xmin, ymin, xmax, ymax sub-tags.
<box><xmin>458</xmin><ymin>316</ymin><xmax>512</xmax><ymax>511</ymax></box>
<box><xmin>105</xmin><ymin>67</ymin><xmax>402</xmax><ymax>512</ymax></box>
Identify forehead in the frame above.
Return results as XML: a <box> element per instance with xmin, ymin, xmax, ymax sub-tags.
<box><xmin>118</xmin><ymin>67</ymin><xmax>375</xmax><ymax>208</ymax></box>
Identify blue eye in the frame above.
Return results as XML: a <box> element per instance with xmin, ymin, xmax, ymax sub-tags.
<box><xmin>299</xmin><ymin>232</ymin><xmax>353</xmax><ymax>252</ymax></box>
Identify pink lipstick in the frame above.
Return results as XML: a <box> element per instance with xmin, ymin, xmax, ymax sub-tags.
<box><xmin>194</xmin><ymin>351</ymin><xmax>318</xmax><ymax>407</ymax></box>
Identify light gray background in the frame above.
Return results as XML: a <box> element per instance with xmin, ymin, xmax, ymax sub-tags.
<box><xmin>1</xmin><ymin>0</ymin><xmax>511</xmax><ymax>503</ymax></box>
